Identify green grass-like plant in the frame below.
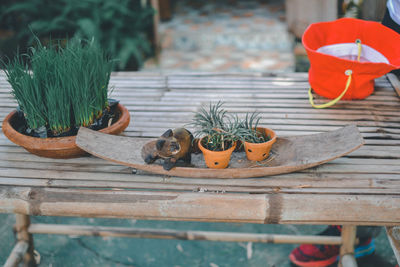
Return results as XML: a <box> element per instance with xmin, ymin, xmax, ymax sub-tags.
<box><xmin>5</xmin><ymin>54</ymin><xmax>47</xmax><ymax>130</ymax></box>
<box><xmin>3</xmin><ymin>38</ymin><xmax>113</xmax><ymax>135</ymax></box>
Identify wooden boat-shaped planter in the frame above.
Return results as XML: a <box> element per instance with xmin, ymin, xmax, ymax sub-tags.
<box><xmin>76</xmin><ymin>125</ymin><xmax>364</xmax><ymax>178</ymax></box>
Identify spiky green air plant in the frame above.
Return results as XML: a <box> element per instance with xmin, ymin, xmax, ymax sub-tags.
<box><xmin>191</xmin><ymin>101</ymin><xmax>227</xmax><ymax>136</ymax></box>
<box><xmin>191</xmin><ymin>101</ymin><xmax>239</xmax><ymax>151</ymax></box>
<box><xmin>226</xmin><ymin>114</ymin><xmax>255</xmax><ymax>148</ymax></box>
<box><xmin>240</xmin><ymin>111</ymin><xmax>270</xmax><ymax>143</ymax></box>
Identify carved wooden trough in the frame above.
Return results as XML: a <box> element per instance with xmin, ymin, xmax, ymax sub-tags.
<box><xmin>76</xmin><ymin>125</ymin><xmax>364</xmax><ymax>178</ymax></box>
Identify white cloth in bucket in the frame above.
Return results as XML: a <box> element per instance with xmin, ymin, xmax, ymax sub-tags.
<box><xmin>317</xmin><ymin>43</ymin><xmax>389</xmax><ymax>63</ymax></box>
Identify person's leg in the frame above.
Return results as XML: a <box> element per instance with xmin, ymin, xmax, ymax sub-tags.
<box><xmin>289</xmin><ymin>226</ymin><xmax>341</xmax><ymax>267</ymax></box>
<box><xmin>357</xmin><ymin>226</ymin><xmax>381</xmax><ymax>240</ymax></box>
<box><xmin>382</xmin><ymin>8</ymin><xmax>400</xmax><ymax>34</ymax></box>
<box><xmin>289</xmin><ymin>226</ymin><xmax>378</xmax><ymax>267</ymax></box>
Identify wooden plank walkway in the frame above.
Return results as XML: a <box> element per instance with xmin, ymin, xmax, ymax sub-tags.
<box><xmin>0</xmin><ymin>72</ymin><xmax>400</xmax><ymax>226</ymax></box>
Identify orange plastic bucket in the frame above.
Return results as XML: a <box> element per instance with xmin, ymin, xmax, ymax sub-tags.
<box><xmin>302</xmin><ymin>18</ymin><xmax>400</xmax><ymax>108</ymax></box>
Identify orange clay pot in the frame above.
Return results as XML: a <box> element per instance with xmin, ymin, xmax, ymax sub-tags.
<box><xmin>2</xmin><ymin>103</ymin><xmax>130</xmax><ymax>159</ymax></box>
<box><xmin>244</xmin><ymin>127</ymin><xmax>276</xmax><ymax>161</ymax></box>
<box><xmin>198</xmin><ymin>137</ymin><xmax>237</xmax><ymax>169</ymax></box>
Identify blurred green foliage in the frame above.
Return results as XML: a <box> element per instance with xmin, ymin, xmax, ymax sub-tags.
<box><xmin>0</xmin><ymin>0</ymin><xmax>154</xmax><ymax>70</ymax></box>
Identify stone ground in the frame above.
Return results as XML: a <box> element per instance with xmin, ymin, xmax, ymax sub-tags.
<box><xmin>1</xmin><ymin>0</ymin><xmax>397</xmax><ymax>266</ymax></box>
<box><xmin>144</xmin><ymin>0</ymin><xmax>294</xmax><ymax>73</ymax></box>
<box><xmin>0</xmin><ymin>214</ymin><xmax>397</xmax><ymax>267</ymax></box>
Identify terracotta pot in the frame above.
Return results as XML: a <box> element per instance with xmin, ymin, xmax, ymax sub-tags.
<box><xmin>244</xmin><ymin>127</ymin><xmax>276</xmax><ymax>161</ymax></box>
<box><xmin>2</xmin><ymin>103</ymin><xmax>130</xmax><ymax>159</ymax></box>
<box><xmin>198</xmin><ymin>137</ymin><xmax>236</xmax><ymax>169</ymax></box>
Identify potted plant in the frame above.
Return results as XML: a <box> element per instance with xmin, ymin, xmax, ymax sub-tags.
<box><xmin>237</xmin><ymin>112</ymin><xmax>276</xmax><ymax>161</ymax></box>
<box><xmin>191</xmin><ymin>102</ymin><xmax>238</xmax><ymax>169</ymax></box>
<box><xmin>2</xmin><ymin>38</ymin><xmax>130</xmax><ymax>158</ymax></box>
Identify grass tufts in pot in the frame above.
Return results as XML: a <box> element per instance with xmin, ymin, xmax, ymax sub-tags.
<box><xmin>65</xmin><ymin>39</ymin><xmax>112</xmax><ymax>128</ymax></box>
<box><xmin>2</xmin><ymin>38</ymin><xmax>113</xmax><ymax>137</ymax></box>
<box><xmin>4</xmin><ymin>53</ymin><xmax>47</xmax><ymax>132</ymax></box>
<box><xmin>30</xmin><ymin>42</ymin><xmax>72</xmax><ymax>135</ymax></box>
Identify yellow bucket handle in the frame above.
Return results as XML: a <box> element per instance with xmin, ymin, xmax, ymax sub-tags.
<box><xmin>309</xmin><ymin>39</ymin><xmax>362</xmax><ymax>109</ymax></box>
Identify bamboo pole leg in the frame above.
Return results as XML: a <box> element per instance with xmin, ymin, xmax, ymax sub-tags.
<box><xmin>28</xmin><ymin>223</ymin><xmax>343</xmax><ymax>245</ymax></box>
<box><xmin>340</xmin><ymin>254</ymin><xmax>357</xmax><ymax>267</ymax></box>
<box><xmin>15</xmin><ymin>214</ymin><xmax>37</xmax><ymax>267</ymax></box>
<box><xmin>3</xmin><ymin>241</ymin><xmax>29</xmax><ymax>267</ymax></box>
<box><xmin>386</xmin><ymin>226</ymin><xmax>400</xmax><ymax>265</ymax></box>
<box><xmin>339</xmin><ymin>225</ymin><xmax>357</xmax><ymax>267</ymax></box>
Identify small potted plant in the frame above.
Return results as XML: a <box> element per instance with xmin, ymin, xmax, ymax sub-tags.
<box><xmin>191</xmin><ymin>102</ymin><xmax>238</xmax><ymax>169</ymax></box>
<box><xmin>238</xmin><ymin>112</ymin><xmax>276</xmax><ymax>161</ymax></box>
<box><xmin>2</xmin><ymin>38</ymin><xmax>130</xmax><ymax>158</ymax></box>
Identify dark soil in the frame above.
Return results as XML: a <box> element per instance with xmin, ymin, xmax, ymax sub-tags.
<box><xmin>200</xmin><ymin>137</ymin><xmax>236</xmax><ymax>152</ymax></box>
<box><xmin>10</xmin><ymin>99</ymin><xmax>120</xmax><ymax>138</ymax></box>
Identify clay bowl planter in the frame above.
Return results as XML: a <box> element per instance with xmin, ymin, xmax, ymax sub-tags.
<box><xmin>244</xmin><ymin>127</ymin><xmax>276</xmax><ymax>161</ymax></box>
<box><xmin>198</xmin><ymin>137</ymin><xmax>237</xmax><ymax>169</ymax></box>
<box><xmin>2</xmin><ymin>103</ymin><xmax>130</xmax><ymax>159</ymax></box>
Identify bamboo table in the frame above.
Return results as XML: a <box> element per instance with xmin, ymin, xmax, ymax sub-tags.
<box><xmin>1</xmin><ymin>72</ymin><xmax>400</xmax><ymax>267</ymax></box>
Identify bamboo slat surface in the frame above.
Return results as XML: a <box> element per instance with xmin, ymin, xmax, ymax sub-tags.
<box><xmin>1</xmin><ymin>72</ymin><xmax>400</xmax><ymax>225</ymax></box>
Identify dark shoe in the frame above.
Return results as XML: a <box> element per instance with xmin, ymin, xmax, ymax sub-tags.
<box><xmin>289</xmin><ymin>226</ymin><xmax>375</xmax><ymax>267</ymax></box>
